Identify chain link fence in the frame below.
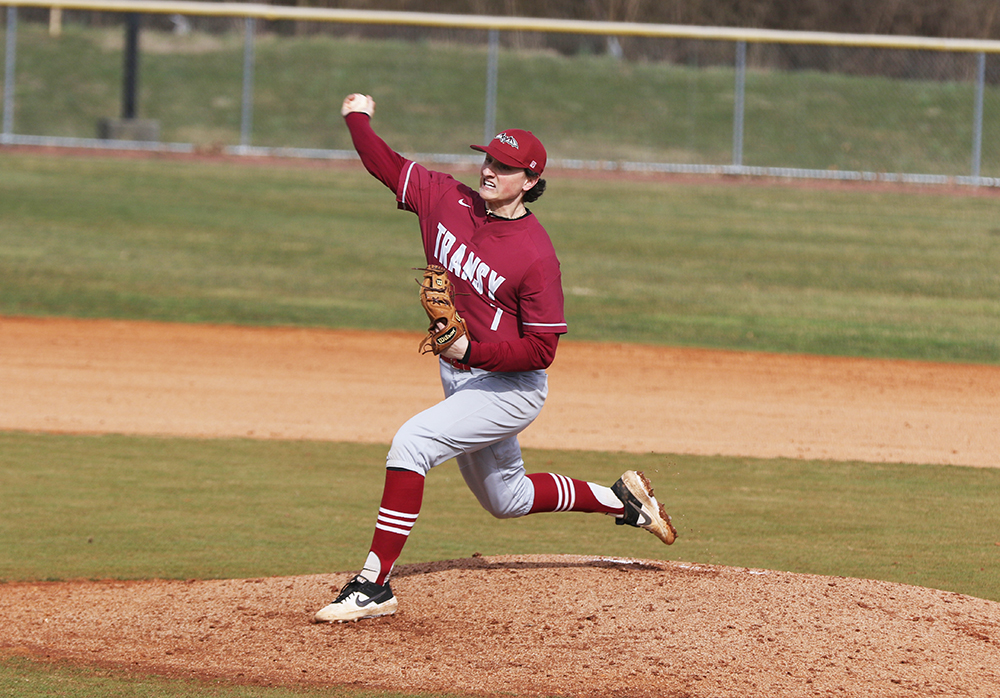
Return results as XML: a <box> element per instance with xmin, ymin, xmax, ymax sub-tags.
<box><xmin>2</xmin><ymin>2</ymin><xmax>998</xmax><ymax>185</ymax></box>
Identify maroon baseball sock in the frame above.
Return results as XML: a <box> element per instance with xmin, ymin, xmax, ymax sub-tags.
<box><xmin>362</xmin><ymin>468</ymin><xmax>424</xmax><ymax>586</ymax></box>
<box><xmin>527</xmin><ymin>473</ymin><xmax>624</xmax><ymax>515</ymax></box>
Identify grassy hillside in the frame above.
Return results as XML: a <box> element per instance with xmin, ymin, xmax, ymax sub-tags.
<box><xmin>5</xmin><ymin>21</ymin><xmax>998</xmax><ymax>176</ymax></box>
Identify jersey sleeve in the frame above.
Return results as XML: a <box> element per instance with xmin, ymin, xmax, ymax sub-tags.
<box><xmin>467</xmin><ymin>332</ymin><xmax>559</xmax><ymax>372</ymax></box>
<box><xmin>345</xmin><ymin>112</ymin><xmax>407</xmax><ymax>192</ymax></box>
<box><xmin>518</xmin><ymin>255</ymin><xmax>568</xmax><ymax>335</ymax></box>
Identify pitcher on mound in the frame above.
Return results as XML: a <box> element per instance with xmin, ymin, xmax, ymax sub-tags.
<box><xmin>314</xmin><ymin>93</ymin><xmax>676</xmax><ymax>623</ymax></box>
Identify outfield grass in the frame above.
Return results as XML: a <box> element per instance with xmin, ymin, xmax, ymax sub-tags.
<box><xmin>3</xmin><ymin>432</ymin><xmax>998</xmax><ymax>601</ymax></box>
<box><xmin>2</xmin><ymin>151</ymin><xmax>998</xmax><ymax>363</ymax></box>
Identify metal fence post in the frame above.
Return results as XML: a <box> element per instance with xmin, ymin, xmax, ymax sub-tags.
<box><xmin>732</xmin><ymin>40</ymin><xmax>746</xmax><ymax>169</ymax></box>
<box><xmin>972</xmin><ymin>51</ymin><xmax>985</xmax><ymax>182</ymax></box>
<box><xmin>2</xmin><ymin>5</ymin><xmax>16</xmax><ymax>142</ymax></box>
<box><xmin>484</xmin><ymin>28</ymin><xmax>499</xmax><ymax>144</ymax></box>
<box><xmin>122</xmin><ymin>13</ymin><xmax>140</xmax><ymax>119</ymax></box>
<box><xmin>239</xmin><ymin>16</ymin><xmax>256</xmax><ymax>151</ymax></box>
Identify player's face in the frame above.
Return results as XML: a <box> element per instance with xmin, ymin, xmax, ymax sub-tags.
<box><xmin>479</xmin><ymin>155</ymin><xmax>536</xmax><ymax>210</ymax></box>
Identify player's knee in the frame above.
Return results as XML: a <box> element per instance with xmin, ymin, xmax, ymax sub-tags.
<box><xmin>386</xmin><ymin>428</ymin><xmax>436</xmax><ymax>476</ymax></box>
<box><xmin>479</xmin><ymin>490</ymin><xmax>532</xmax><ymax>520</ymax></box>
<box><xmin>486</xmin><ymin>503</ymin><xmax>519</xmax><ymax>519</ymax></box>
<box><xmin>385</xmin><ymin>442</ymin><xmax>425</xmax><ymax>476</ymax></box>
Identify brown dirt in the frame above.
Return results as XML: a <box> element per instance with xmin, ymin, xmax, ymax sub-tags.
<box><xmin>2</xmin><ymin>316</ymin><xmax>1000</xmax><ymax>696</ymax></box>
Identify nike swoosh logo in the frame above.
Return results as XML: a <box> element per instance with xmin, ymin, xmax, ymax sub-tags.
<box><xmin>354</xmin><ymin>593</ymin><xmax>382</xmax><ymax>607</ymax></box>
<box><xmin>627</xmin><ymin>500</ymin><xmax>653</xmax><ymax>527</ymax></box>
<box><xmin>458</xmin><ymin>199</ymin><xmax>472</xmax><ymax>209</ymax></box>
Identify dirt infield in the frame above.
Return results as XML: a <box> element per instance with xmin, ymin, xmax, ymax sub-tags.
<box><xmin>2</xmin><ymin>315</ymin><xmax>998</xmax><ymax>465</ymax></box>
<box><xmin>1</xmin><ymin>315</ymin><xmax>999</xmax><ymax>697</ymax></box>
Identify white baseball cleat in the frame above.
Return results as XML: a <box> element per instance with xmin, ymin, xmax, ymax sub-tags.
<box><xmin>612</xmin><ymin>470</ymin><xmax>677</xmax><ymax>545</ymax></box>
<box><xmin>313</xmin><ymin>575</ymin><xmax>398</xmax><ymax>623</ymax></box>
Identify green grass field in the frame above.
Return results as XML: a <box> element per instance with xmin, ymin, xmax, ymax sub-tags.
<box><xmin>3</xmin><ymin>432</ymin><xmax>999</xmax><ymax>599</ymax></box>
<box><xmin>1</xmin><ymin>30</ymin><xmax>1000</xmax><ymax>694</ymax></box>
<box><xmin>2</xmin><ymin>151</ymin><xmax>998</xmax><ymax>362</ymax></box>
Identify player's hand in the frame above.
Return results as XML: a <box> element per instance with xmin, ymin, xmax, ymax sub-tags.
<box><xmin>341</xmin><ymin>93</ymin><xmax>375</xmax><ymax>117</ymax></box>
<box><xmin>440</xmin><ymin>332</ymin><xmax>470</xmax><ymax>362</ymax></box>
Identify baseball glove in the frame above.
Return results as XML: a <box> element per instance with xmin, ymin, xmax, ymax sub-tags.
<box><xmin>417</xmin><ymin>264</ymin><xmax>468</xmax><ymax>356</ymax></box>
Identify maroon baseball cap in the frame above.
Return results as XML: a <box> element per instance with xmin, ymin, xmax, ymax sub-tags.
<box><xmin>471</xmin><ymin>129</ymin><xmax>547</xmax><ymax>174</ymax></box>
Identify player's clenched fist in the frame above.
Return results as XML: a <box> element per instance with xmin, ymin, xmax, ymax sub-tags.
<box><xmin>341</xmin><ymin>93</ymin><xmax>375</xmax><ymax>117</ymax></box>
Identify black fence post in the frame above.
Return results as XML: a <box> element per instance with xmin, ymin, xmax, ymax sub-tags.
<box><xmin>122</xmin><ymin>12</ymin><xmax>140</xmax><ymax>119</ymax></box>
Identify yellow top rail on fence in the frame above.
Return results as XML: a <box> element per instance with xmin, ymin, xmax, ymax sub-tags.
<box><xmin>3</xmin><ymin>0</ymin><xmax>1000</xmax><ymax>54</ymax></box>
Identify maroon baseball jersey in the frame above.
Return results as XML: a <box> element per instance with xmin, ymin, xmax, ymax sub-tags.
<box><xmin>395</xmin><ymin>161</ymin><xmax>567</xmax><ymax>343</ymax></box>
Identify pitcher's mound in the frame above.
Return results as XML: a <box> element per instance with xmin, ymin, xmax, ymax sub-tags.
<box><xmin>2</xmin><ymin>554</ymin><xmax>999</xmax><ymax>697</ymax></box>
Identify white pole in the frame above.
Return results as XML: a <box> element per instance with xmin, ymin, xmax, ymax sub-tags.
<box><xmin>49</xmin><ymin>6</ymin><xmax>63</xmax><ymax>37</ymax></box>
<box><xmin>2</xmin><ymin>5</ymin><xmax>16</xmax><ymax>141</ymax></box>
<box><xmin>239</xmin><ymin>15</ymin><xmax>255</xmax><ymax>150</ymax></box>
<box><xmin>484</xmin><ymin>28</ymin><xmax>498</xmax><ymax>144</ymax></box>
<box><xmin>971</xmin><ymin>51</ymin><xmax>985</xmax><ymax>182</ymax></box>
<box><xmin>732</xmin><ymin>40</ymin><xmax>746</xmax><ymax>168</ymax></box>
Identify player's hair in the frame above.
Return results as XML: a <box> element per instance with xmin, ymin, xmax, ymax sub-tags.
<box><xmin>523</xmin><ymin>171</ymin><xmax>546</xmax><ymax>203</ymax></box>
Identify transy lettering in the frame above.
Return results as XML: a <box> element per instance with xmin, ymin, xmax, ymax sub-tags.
<box><xmin>434</xmin><ymin>223</ymin><xmax>506</xmax><ymax>300</ymax></box>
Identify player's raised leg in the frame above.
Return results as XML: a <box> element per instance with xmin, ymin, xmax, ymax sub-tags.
<box><xmin>526</xmin><ymin>472</ymin><xmax>623</xmax><ymax>514</ymax></box>
<box><xmin>457</xmin><ymin>434</ymin><xmax>676</xmax><ymax>545</ymax></box>
<box><xmin>527</xmin><ymin>470</ymin><xmax>675</xmax><ymax>544</ymax></box>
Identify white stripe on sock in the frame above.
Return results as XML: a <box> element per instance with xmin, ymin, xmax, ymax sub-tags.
<box><xmin>377</xmin><ymin>507</ymin><xmax>417</xmax><ymax>536</ymax></box>
<box><xmin>379</xmin><ymin>507</ymin><xmax>418</xmax><ymax>521</ymax></box>
<box><xmin>551</xmin><ymin>473</ymin><xmax>575</xmax><ymax>512</ymax></box>
<box><xmin>375</xmin><ymin>522</ymin><xmax>415</xmax><ymax>536</ymax></box>
<box><xmin>378</xmin><ymin>514</ymin><xmax>416</xmax><ymax>528</ymax></box>
<box><xmin>552</xmin><ymin>473</ymin><xmax>566</xmax><ymax>511</ymax></box>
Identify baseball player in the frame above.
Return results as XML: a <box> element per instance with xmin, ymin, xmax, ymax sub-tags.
<box><xmin>314</xmin><ymin>93</ymin><xmax>676</xmax><ymax>623</ymax></box>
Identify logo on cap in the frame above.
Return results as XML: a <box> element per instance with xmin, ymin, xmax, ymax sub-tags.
<box><xmin>495</xmin><ymin>132</ymin><xmax>519</xmax><ymax>149</ymax></box>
